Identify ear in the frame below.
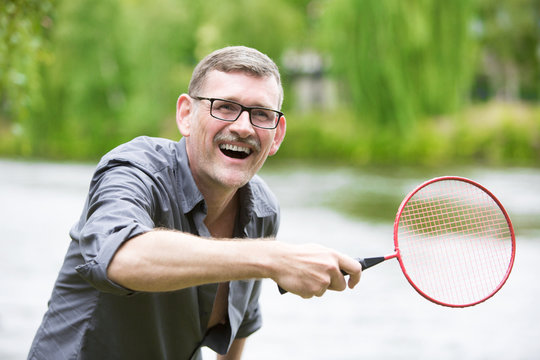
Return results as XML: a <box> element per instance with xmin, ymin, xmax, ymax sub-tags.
<box><xmin>176</xmin><ymin>94</ymin><xmax>194</xmax><ymax>137</ymax></box>
<box><xmin>268</xmin><ymin>115</ymin><xmax>286</xmax><ymax>156</ymax></box>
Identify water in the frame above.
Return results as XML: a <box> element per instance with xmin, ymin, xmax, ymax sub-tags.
<box><xmin>1</xmin><ymin>159</ymin><xmax>539</xmax><ymax>359</ymax></box>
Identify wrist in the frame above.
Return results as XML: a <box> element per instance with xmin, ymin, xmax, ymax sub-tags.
<box><xmin>251</xmin><ymin>240</ymin><xmax>285</xmax><ymax>282</ymax></box>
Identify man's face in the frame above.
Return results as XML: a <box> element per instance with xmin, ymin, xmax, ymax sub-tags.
<box><xmin>177</xmin><ymin>70</ymin><xmax>286</xmax><ymax>192</ymax></box>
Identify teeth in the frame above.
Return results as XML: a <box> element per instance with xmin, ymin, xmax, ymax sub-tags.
<box><xmin>219</xmin><ymin>143</ymin><xmax>251</xmax><ymax>154</ymax></box>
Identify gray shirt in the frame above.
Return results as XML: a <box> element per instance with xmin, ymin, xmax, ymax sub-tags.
<box><xmin>28</xmin><ymin>136</ymin><xmax>280</xmax><ymax>360</ymax></box>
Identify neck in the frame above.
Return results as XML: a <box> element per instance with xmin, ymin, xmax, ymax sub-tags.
<box><xmin>197</xmin><ymin>180</ymin><xmax>239</xmax><ymax>239</ymax></box>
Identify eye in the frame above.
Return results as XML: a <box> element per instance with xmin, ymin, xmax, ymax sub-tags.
<box><xmin>218</xmin><ymin>103</ymin><xmax>233</xmax><ymax>111</ymax></box>
<box><xmin>252</xmin><ymin>109</ymin><xmax>271</xmax><ymax>121</ymax></box>
<box><xmin>214</xmin><ymin>100</ymin><xmax>240</xmax><ymax>114</ymax></box>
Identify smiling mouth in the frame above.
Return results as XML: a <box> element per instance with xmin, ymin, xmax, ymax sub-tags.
<box><xmin>219</xmin><ymin>143</ymin><xmax>252</xmax><ymax>159</ymax></box>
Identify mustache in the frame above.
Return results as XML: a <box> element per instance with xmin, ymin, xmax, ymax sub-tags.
<box><xmin>214</xmin><ymin>133</ymin><xmax>261</xmax><ymax>152</ymax></box>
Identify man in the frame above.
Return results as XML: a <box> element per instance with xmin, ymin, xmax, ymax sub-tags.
<box><xmin>28</xmin><ymin>46</ymin><xmax>362</xmax><ymax>359</ymax></box>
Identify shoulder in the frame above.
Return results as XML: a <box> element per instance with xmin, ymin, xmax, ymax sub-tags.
<box><xmin>97</xmin><ymin>136</ymin><xmax>182</xmax><ymax>174</ymax></box>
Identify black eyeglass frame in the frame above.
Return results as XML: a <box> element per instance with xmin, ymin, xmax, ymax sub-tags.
<box><xmin>194</xmin><ymin>96</ymin><xmax>283</xmax><ymax>130</ymax></box>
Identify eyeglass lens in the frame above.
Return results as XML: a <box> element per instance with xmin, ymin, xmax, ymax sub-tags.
<box><xmin>211</xmin><ymin>99</ymin><xmax>279</xmax><ymax>129</ymax></box>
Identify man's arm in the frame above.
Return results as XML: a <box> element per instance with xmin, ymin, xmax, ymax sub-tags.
<box><xmin>107</xmin><ymin>229</ymin><xmax>362</xmax><ymax>298</ymax></box>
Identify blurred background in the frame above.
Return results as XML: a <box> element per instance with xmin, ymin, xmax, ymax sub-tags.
<box><xmin>2</xmin><ymin>0</ymin><xmax>540</xmax><ymax>359</ymax></box>
<box><xmin>1</xmin><ymin>0</ymin><xmax>539</xmax><ymax>165</ymax></box>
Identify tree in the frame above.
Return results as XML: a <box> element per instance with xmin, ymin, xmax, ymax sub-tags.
<box><xmin>316</xmin><ymin>0</ymin><xmax>477</xmax><ymax>132</ymax></box>
<box><xmin>474</xmin><ymin>0</ymin><xmax>540</xmax><ymax>101</ymax></box>
<box><xmin>0</xmin><ymin>0</ymin><xmax>54</xmax><ymax>154</ymax></box>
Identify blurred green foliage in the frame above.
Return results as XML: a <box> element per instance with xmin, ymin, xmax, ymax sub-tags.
<box><xmin>1</xmin><ymin>0</ymin><xmax>539</xmax><ymax>165</ymax></box>
<box><xmin>278</xmin><ymin>102</ymin><xmax>540</xmax><ymax>166</ymax></box>
<box><xmin>317</xmin><ymin>0</ymin><xmax>477</xmax><ymax>131</ymax></box>
<box><xmin>475</xmin><ymin>0</ymin><xmax>540</xmax><ymax>101</ymax></box>
<box><xmin>1</xmin><ymin>0</ymin><xmax>54</xmax><ymax>155</ymax></box>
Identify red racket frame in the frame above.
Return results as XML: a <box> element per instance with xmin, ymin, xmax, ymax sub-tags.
<box><xmin>388</xmin><ymin>176</ymin><xmax>516</xmax><ymax>307</ymax></box>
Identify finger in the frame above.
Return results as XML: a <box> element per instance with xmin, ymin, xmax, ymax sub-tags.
<box><xmin>347</xmin><ymin>271</ymin><xmax>361</xmax><ymax>289</ymax></box>
<box><xmin>339</xmin><ymin>257</ymin><xmax>362</xmax><ymax>289</ymax></box>
<box><xmin>328</xmin><ymin>271</ymin><xmax>347</xmax><ymax>292</ymax></box>
<box><xmin>315</xmin><ymin>287</ymin><xmax>327</xmax><ymax>297</ymax></box>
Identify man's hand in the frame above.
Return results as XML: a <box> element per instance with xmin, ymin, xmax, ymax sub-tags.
<box><xmin>269</xmin><ymin>243</ymin><xmax>362</xmax><ymax>298</ymax></box>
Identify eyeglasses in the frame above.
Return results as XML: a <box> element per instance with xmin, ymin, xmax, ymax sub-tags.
<box><xmin>194</xmin><ymin>96</ymin><xmax>283</xmax><ymax>129</ymax></box>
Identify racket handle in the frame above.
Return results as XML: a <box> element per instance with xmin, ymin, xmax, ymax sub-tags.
<box><xmin>356</xmin><ymin>256</ymin><xmax>386</xmax><ymax>270</ymax></box>
<box><xmin>278</xmin><ymin>257</ymin><xmax>386</xmax><ymax>294</ymax></box>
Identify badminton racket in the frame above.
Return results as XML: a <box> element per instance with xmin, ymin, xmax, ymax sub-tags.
<box><xmin>280</xmin><ymin>176</ymin><xmax>516</xmax><ymax>308</ymax></box>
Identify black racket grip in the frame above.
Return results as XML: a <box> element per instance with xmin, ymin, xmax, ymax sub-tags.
<box><xmin>357</xmin><ymin>256</ymin><xmax>386</xmax><ymax>270</ymax></box>
<box><xmin>278</xmin><ymin>256</ymin><xmax>386</xmax><ymax>295</ymax></box>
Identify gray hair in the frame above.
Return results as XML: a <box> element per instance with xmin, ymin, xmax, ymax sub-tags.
<box><xmin>188</xmin><ymin>46</ymin><xmax>283</xmax><ymax>108</ymax></box>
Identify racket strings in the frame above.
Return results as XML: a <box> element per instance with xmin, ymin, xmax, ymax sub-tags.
<box><xmin>397</xmin><ymin>180</ymin><xmax>513</xmax><ymax>306</ymax></box>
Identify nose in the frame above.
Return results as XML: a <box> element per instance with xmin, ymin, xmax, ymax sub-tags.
<box><xmin>229</xmin><ymin>110</ymin><xmax>255</xmax><ymax>137</ymax></box>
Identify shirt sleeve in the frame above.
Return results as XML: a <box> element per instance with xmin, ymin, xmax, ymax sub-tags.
<box><xmin>234</xmin><ymin>281</ymin><xmax>263</xmax><ymax>339</ymax></box>
<box><xmin>72</xmin><ymin>162</ymin><xmax>158</xmax><ymax>296</ymax></box>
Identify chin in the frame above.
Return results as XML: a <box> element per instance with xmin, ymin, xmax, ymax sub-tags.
<box><xmin>214</xmin><ymin>170</ymin><xmax>253</xmax><ymax>190</ymax></box>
